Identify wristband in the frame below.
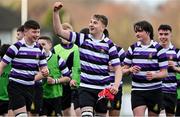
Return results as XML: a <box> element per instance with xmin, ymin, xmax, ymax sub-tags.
<box><xmin>54</xmin><ymin>79</ymin><xmax>57</xmax><ymax>84</ymax></box>
<box><xmin>55</xmin><ymin>79</ymin><xmax>60</xmax><ymax>84</ymax></box>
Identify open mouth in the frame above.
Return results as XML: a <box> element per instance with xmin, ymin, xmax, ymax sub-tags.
<box><xmin>89</xmin><ymin>27</ymin><xmax>94</xmax><ymax>31</ymax></box>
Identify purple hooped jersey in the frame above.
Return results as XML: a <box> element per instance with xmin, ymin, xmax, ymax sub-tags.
<box><xmin>2</xmin><ymin>39</ymin><xmax>47</xmax><ymax>85</ymax></box>
<box><xmin>162</xmin><ymin>43</ymin><xmax>180</xmax><ymax>94</ymax></box>
<box><xmin>109</xmin><ymin>45</ymin><xmax>126</xmax><ymax>88</ymax></box>
<box><xmin>124</xmin><ymin>40</ymin><xmax>168</xmax><ymax>90</ymax></box>
<box><xmin>70</xmin><ymin>32</ymin><xmax>120</xmax><ymax>89</ymax></box>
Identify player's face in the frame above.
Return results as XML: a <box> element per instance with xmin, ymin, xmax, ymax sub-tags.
<box><xmin>25</xmin><ymin>28</ymin><xmax>40</xmax><ymax>43</ymax></box>
<box><xmin>135</xmin><ymin>29</ymin><xmax>149</xmax><ymax>43</ymax></box>
<box><xmin>88</xmin><ymin>18</ymin><xmax>105</xmax><ymax>35</ymax></box>
<box><xmin>16</xmin><ymin>31</ymin><xmax>24</xmax><ymax>40</ymax></box>
<box><xmin>38</xmin><ymin>39</ymin><xmax>52</xmax><ymax>52</ymax></box>
<box><xmin>158</xmin><ymin>30</ymin><xmax>171</xmax><ymax>46</ymax></box>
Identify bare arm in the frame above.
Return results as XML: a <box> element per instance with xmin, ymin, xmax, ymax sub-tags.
<box><xmin>34</xmin><ymin>72</ymin><xmax>44</xmax><ymax>81</ymax></box>
<box><xmin>53</xmin><ymin>2</ymin><xmax>71</xmax><ymax>40</ymax></box>
<box><xmin>168</xmin><ymin>61</ymin><xmax>180</xmax><ymax>73</ymax></box>
<box><xmin>0</xmin><ymin>61</ymin><xmax>7</xmax><ymax>76</ymax></box>
<box><xmin>47</xmin><ymin>76</ymin><xmax>71</xmax><ymax>84</ymax></box>
<box><xmin>110</xmin><ymin>65</ymin><xmax>122</xmax><ymax>94</ymax></box>
<box><xmin>146</xmin><ymin>69</ymin><xmax>168</xmax><ymax>81</ymax></box>
<box><xmin>173</xmin><ymin>67</ymin><xmax>180</xmax><ymax>73</ymax></box>
<box><xmin>122</xmin><ymin>65</ymin><xmax>141</xmax><ymax>75</ymax></box>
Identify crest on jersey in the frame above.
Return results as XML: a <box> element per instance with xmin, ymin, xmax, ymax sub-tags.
<box><xmin>100</xmin><ymin>48</ymin><xmax>106</xmax><ymax>54</ymax></box>
<box><xmin>148</xmin><ymin>53</ymin><xmax>153</xmax><ymax>59</ymax></box>
<box><xmin>36</xmin><ymin>54</ymin><xmax>39</xmax><ymax>59</ymax></box>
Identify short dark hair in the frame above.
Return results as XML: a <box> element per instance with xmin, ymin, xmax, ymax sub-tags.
<box><xmin>0</xmin><ymin>44</ymin><xmax>11</xmax><ymax>57</ymax></box>
<box><xmin>17</xmin><ymin>25</ymin><xmax>24</xmax><ymax>32</ymax></box>
<box><xmin>24</xmin><ymin>20</ymin><xmax>40</xmax><ymax>30</ymax></box>
<box><xmin>158</xmin><ymin>24</ymin><xmax>172</xmax><ymax>32</ymax></box>
<box><xmin>38</xmin><ymin>36</ymin><xmax>52</xmax><ymax>43</ymax></box>
<box><xmin>93</xmin><ymin>14</ymin><xmax>108</xmax><ymax>27</ymax></box>
<box><xmin>134</xmin><ymin>20</ymin><xmax>154</xmax><ymax>39</ymax></box>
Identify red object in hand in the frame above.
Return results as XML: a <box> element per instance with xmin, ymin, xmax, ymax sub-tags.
<box><xmin>98</xmin><ymin>88</ymin><xmax>114</xmax><ymax>101</ymax></box>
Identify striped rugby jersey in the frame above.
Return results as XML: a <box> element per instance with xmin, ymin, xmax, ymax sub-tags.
<box><xmin>124</xmin><ymin>40</ymin><xmax>168</xmax><ymax>91</ymax></box>
<box><xmin>109</xmin><ymin>45</ymin><xmax>126</xmax><ymax>88</ymax></box>
<box><xmin>2</xmin><ymin>39</ymin><xmax>47</xmax><ymax>85</ymax></box>
<box><xmin>69</xmin><ymin>32</ymin><xmax>121</xmax><ymax>89</ymax></box>
<box><xmin>162</xmin><ymin>43</ymin><xmax>180</xmax><ymax>94</ymax></box>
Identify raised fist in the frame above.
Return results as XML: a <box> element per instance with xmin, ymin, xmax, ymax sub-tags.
<box><xmin>53</xmin><ymin>2</ymin><xmax>63</xmax><ymax>12</ymax></box>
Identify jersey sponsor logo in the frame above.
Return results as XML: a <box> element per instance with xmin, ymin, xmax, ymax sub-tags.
<box><xmin>133</xmin><ymin>53</ymin><xmax>140</xmax><ymax>55</ymax></box>
<box><xmin>18</xmin><ymin>52</ymin><xmax>28</xmax><ymax>55</ymax></box>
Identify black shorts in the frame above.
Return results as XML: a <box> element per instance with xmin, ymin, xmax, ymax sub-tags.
<box><xmin>8</xmin><ymin>80</ymin><xmax>34</xmax><ymax>111</ymax></box>
<box><xmin>71</xmin><ymin>88</ymin><xmax>79</xmax><ymax>109</ymax></box>
<box><xmin>175</xmin><ymin>99</ymin><xmax>180</xmax><ymax>116</ymax></box>
<box><xmin>40</xmin><ymin>96</ymin><xmax>62</xmax><ymax>116</ymax></box>
<box><xmin>30</xmin><ymin>82</ymin><xmax>43</xmax><ymax>114</ymax></box>
<box><xmin>108</xmin><ymin>88</ymin><xmax>122</xmax><ymax>110</ymax></box>
<box><xmin>61</xmin><ymin>84</ymin><xmax>71</xmax><ymax>110</ymax></box>
<box><xmin>131</xmin><ymin>89</ymin><xmax>162</xmax><ymax>114</ymax></box>
<box><xmin>162</xmin><ymin>92</ymin><xmax>177</xmax><ymax>114</ymax></box>
<box><xmin>0</xmin><ymin>100</ymin><xmax>9</xmax><ymax>115</ymax></box>
<box><xmin>79</xmin><ymin>87</ymin><xmax>108</xmax><ymax>113</ymax></box>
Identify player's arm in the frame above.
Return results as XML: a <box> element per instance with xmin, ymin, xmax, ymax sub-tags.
<box><xmin>111</xmin><ymin>65</ymin><xmax>122</xmax><ymax>94</ymax></box>
<box><xmin>168</xmin><ymin>60</ymin><xmax>180</xmax><ymax>73</ymax></box>
<box><xmin>47</xmin><ymin>76</ymin><xmax>70</xmax><ymax>85</ymax></box>
<box><xmin>146</xmin><ymin>69</ymin><xmax>168</xmax><ymax>81</ymax></box>
<box><xmin>122</xmin><ymin>65</ymin><xmax>141</xmax><ymax>75</ymax></box>
<box><xmin>174</xmin><ymin>67</ymin><xmax>180</xmax><ymax>73</ymax></box>
<box><xmin>0</xmin><ymin>61</ymin><xmax>7</xmax><ymax>76</ymax></box>
<box><xmin>53</xmin><ymin>1</ymin><xmax>71</xmax><ymax>40</ymax></box>
<box><xmin>34</xmin><ymin>72</ymin><xmax>44</xmax><ymax>81</ymax></box>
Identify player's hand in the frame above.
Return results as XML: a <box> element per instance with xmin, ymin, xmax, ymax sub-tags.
<box><xmin>70</xmin><ymin>79</ymin><xmax>77</xmax><ymax>88</ymax></box>
<box><xmin>168</xmin><ymin>60</ymin><xmax>175</xmax><ymax>69</ymax></box>
<box><xmin>47</xmin><ymin>77</ymin><xmax>55</xmax><ymax>84</ymax></box>
<box><xmin>40</xmin><ymin>67</ymin><xmax>49</xmax><ymax>77</ymax></box>
<box><xmin>108</xmin><ymin>62</ymin><xmax>115</xmax><ymax>72</ymax></box>
<box><xmin>146</xmin><ymin>71</ymin><xmax>156</xmax><ymax>81</ymax></box>
<box><xmin>53</xmin><ymin>2</ymin><xmax>63</xmax><ymax>12</ymax></box>
<box><xmin>129</xmin><ymin>65</ymin><xmax>141</xmax><ymax>74</ymax></box>
<box><xmin>110</xmin><ymin>84</ymin><xmax>119</xmax><ymax>95</ymax></box>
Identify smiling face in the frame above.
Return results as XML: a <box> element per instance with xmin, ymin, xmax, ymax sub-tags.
<box><xmin>88</xmin><ymin>14</ymin><xmax>107</xmax><ymax>37</ymax></box>
<box><xmin>158</xmin><ymin>29</ymin><xmax>171</xmax><ymax>47</ymax></box>
<box><xmin>24</xmin><ymin>28</ymin><xmax>40</xmax><ymax>43</ymax></box>
<box><xmin>89</xmin><ymin>18</ymin><xmax>104</xmax><ymax>36</ymax></box>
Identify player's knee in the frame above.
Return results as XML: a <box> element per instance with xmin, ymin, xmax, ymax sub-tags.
<box><xmin>81</xmin><ymin>111</ymin><xmax>93</xmax><ymax>117</ymax></box>
<box><xmin>15</xmin><ymin>112</ymin><xmax>28</xmax><ymax>117</ymax></box>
